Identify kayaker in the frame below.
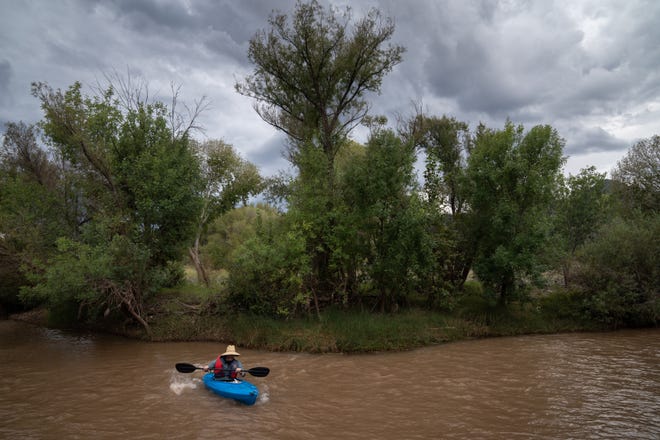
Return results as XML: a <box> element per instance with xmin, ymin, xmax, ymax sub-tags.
<box><xmin>203</xmin><ymin>345</ymin><xmax>243</xmax><ymax>380</ymax></box>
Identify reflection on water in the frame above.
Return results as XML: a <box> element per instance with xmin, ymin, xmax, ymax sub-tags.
<box><xmin>1</xmin><ymin>319</ymin><xmax>658</xmax><ymax>439</ymax></box>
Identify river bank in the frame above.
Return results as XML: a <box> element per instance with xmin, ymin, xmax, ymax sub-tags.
<box><xmin>9</xmin><ymin>294</ymin><xmax>609</xmax><ymax>353</ymax></box>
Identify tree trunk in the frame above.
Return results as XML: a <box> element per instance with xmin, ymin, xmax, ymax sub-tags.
<box><xmin>562</xmin><ymin>262</ymin><xmax>570</xmax><ymax>288</ymax></box>
<box><xmin>188</xmin><ymin>235</ymin><xmax>210</xmax><ymax>287</ymax></box>
<box><xmin>124</xmin><ymin>300</ymin><xmax>152</xmax><ymax>338</ymax></box>
<box><xmin>498</xmin><ymin>272</ymin><xmax>514</xmax><ymax>306</ymax></box>
<box><xmin>102</xmin><ymin>280</ymin><xmax>152</xmax><ymax>337</ymax></box>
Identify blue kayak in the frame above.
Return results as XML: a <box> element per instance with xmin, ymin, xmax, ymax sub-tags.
<box><xmin>202</xmin><ymin>373</ymin><xmax>259</xmax><ymax>405</ymax></box>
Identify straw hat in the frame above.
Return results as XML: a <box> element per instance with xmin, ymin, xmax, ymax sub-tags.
<box><xmin>221</xmin><ymin>345</ymin><xmax>240</xmax><ymax>357</ymax></box>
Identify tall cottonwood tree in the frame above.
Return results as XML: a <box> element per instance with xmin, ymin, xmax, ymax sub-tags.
<box><xmin>236</xmin><ymin>0</ymin><xmax>404</xmax><ymax>296</ymax></box>
<box><xmin>407</xmin><ymin>114</ymin><xmax>475</xmax><ymax>296</ymax></box>
<box><xmin>189</xmin><ymin>139</ymin><xmax>262</xmax><ymax>286</ymax></box>
<box><xmin>466</xmin><ymin>122</ymin><xmax>565</xmax><ymax>305</ymax></box>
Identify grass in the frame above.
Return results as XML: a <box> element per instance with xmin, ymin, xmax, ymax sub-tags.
<box><xmin>143</xmin><ymin>289</ymin><xmax>601</xmax><ymax>353</ymax></box>
<box><xmin>20</xmin><ymin>278</ymin><xmax>617</xmax><ymax>352</ymax></box>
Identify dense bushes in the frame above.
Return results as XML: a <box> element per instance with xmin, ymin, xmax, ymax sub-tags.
<box><xmin>572</xmin><ymin>215</ymin><xmax>659</xmax><ymax>327</ymax></box>
<box><xmin>226</xmin><ymin>215</ymin><xmax>311</xmax><ymax>318</ymax></box>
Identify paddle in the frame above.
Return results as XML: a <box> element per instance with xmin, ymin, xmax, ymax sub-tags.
<box><xmin>175</xmin><ymin>362</ymin><xmax>270</xmax><ymax>377</ymax></box>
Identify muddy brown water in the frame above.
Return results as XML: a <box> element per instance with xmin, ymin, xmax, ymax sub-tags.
<box><xmin>1</xmin><ymin>320</ymin><xmax>658</xmax><ymax>439</ymax></box>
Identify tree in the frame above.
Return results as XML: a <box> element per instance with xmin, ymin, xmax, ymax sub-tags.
<box><xmin>553</xmin><ymin>166</ymin><xmax>609</xmax><ymax>286</ymax></box>
<box><xmin>407</xmin><ymin>114</ymin><xmax>474</xmax><ymax>296</ymax></box>
<box><xmin>341</xmin><ymin>129</ymin><xmax>429</xmax><ymax>312</ymax></box>
<box><xmin>204</xmin><ymin>204</ymin><xmax>279</xmax><ymax>271</ymax></box>
<box><xmin>466</xmin><ymin>122</ymin><xmax>565</xmax><ymax>305</ymax></box>
<box><xmin>236</xmin><ymin>0</ymin><xmax>404</xmax><ymax>165</ymax></box>
<box><xmin>236</xmin><ymin>0</ymin><xmax>404</xmax><ymax>297</ymax></box>
<box><xmin>0</xmin><ymin>122</ymin><xmax>69</xmax><ymax>311</ymax></box>
<box><xmin>20</xmin><ymin>80</ymin><xmax>204</xmax><ymax>333</ymax></box>
<box><xmin>189</xmin><ymin>139</ymin><xmax>262</xmax><ymax>286</ymax></box>
<box><xmin>1</xmin><ymin>123</ymin><xmax>67</xmax><ymax>262</ymax></box>
<box><xmin>408</xmin><ymin>114</ymin><xmax>471</xmax><ymax>216</ymax></box>
<box><xmin>1</xmin><ymin>122</ymin><xmax>59</xmax><ymax>190</ymax></box>
<box><xmin>610</xmin><ymin>135</ymin><xmax>659</xmax><ymax>214</ymax></box>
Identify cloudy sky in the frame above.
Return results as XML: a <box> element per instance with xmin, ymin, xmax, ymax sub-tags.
<box><xmin>1</xmin><ymin>0</ymin><xmax>658</xmax><ymax>178</ymax></box>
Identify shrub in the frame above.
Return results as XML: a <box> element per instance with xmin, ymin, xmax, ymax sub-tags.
<box><xmin>226</xmin><ymin>217</ymin><xmax>311</xmax><ymax>318</ymax></box>
<box><xmin>573</xmin><ymin>215</ymin><xmax>659</xmax><ymax>327</ymax></box>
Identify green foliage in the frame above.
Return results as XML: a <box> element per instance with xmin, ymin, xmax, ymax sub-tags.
<box><xmin>466</xmin><ymin>122</ymin><xmax>565</xmax><ymax>304</ymax></box>
<box><xmin>413</xmin><ymin>114</ymin><xmax>471</xmax><ymax>215</ymax></box>
<box><xmin>410</xmin><ymin>114</ymin><xmax>475</xmax><ymax>297</ymax></box>
<box><xmin>0</xmin><ymin>122</ymin><xmax>72</xmax><ymax>309</ymax></box>
<box><xmin>5</xmin><ymin>80</ymin><xmax>205</xmax><ymax>331</ymax></box>
<box><xmin>454</xmin><ymin>285</ymin><xmax>498</xmax><ymax>321</ymax></box>
<box><xmin>19</xmin><ymin>232</ymin><xmax>170</xmax><ymax>325</ymax></box>
<box><xmin>115</xmin><ymin>103</ymin><xmax>203</xmax><ymax>266</ymax></box>
<box><xmin>199</xmin><ymin>139</ymin><xmax>263</xmax><ymax>216</ymax></box>
<box><xmin>537</xmin><ymin>289</ymin><xmax>584</xmax><ymax>322</ymax></box>
<box><xmin>550</xmin><ymin>166</ymin><xmax>609</xmax><ymax>286</ymax></box>
<box><xmin>226</xmin><ymin>214</ymin><xmax>311</xmax><ymax>318</ymax></box>
<box><xmin>556</xmin><ymin>167</ymin><xmax>609</xmax><ymax>251</ymax></box>
<box><xmin>236</xmin><ymin>0</ymin><xmax>404</xmax><ymax>153</ymax></box>
<box><xmin>186</xmin><ymin>139</ymin><xmax>263</xmax><ymax>286</ymax></box>
<box><xmin>340</xmin><ymin>129</ymin><xmax>431</xmax><ymax>310</ymax></box>
<box><xmin>20</xmin><ymin>237</ymin><xmax>112</xmax><ymax>319</ymax></box>
<box><xmin>32</xmin><ymin>81</ymin><xmax>204</xmax><ymax>267</ymax></box>
<box><xmin>0</xmin><ymin>177</ymin><xmax>68</xmax><ymax>263</ymax></box>
<box><xmin>204</xmin><ymin>205</ymin><xmax>279</xmax><ymax>271</ymax></box>
<box><xmin>610</xmin><ymin>134</ymin><xmax>659</xmax><ymax>214</ymax></box>
<box><xmin>462</xmin><ymin>280</ymin><xmax>484</xmax><ymax>297</ymax></box>
<box><xmin>237</xmin><ymin>0</ymin><xmax>404</xmax><ymax>299</ymax></box>
<box><xmin>573</xmin><ymin>215</ymin><xmax>659</xmax><ymax>327</ymax></box>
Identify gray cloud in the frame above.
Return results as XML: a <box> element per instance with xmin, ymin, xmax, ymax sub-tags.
<box><xmin>246</xmin><ymin>133</ymin><xmax>292</xmax><ymax>178</ymax></box>
<box><xmin>563</xmin><ymin>125</ymin><xmax>629</xmax><ymax>155</ymax></box>
<box><xmin>0</xmin><ymin>59</ymin><xmax>11</xmax><ymax>100</ymax></box>
<box><xmin>0</xmin><ymin>0</ymin><xmax>657</xmax><ymax>177</ymax></box>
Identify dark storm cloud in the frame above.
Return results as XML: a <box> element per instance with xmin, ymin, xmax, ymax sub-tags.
<box><xmin>92</xmin><ymin>0</ymin><xmax>197</xmax><ymax>34</ymax></box>
<box><xmin>90</xmin><ymin>0</ymin><xmax>280</xmax><ymax>65</ymax></box>
<box><xmin>415</xmin><ymin>1</ymin><xmax>584</xmax><ymax>115</ymax></box>
<box><xmin>0</xmin><ymin>0</ymin><xmax>657</xmax><ymax>177</ymax></box>
<box><xmin>371</xmin><ymin>0</ymin><xmax>659</xmax><ymax>171</ymax></box>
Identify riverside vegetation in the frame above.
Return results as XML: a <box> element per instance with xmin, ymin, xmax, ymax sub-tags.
<box><xmin>2</xmin><ymin>1</ymin><xmax>658</xmax><ymax>352</ymax></box>
<box><xmin>12</xmin><ymin>276</ymin><xmax>635</xmax><ymax>353</ymax></box>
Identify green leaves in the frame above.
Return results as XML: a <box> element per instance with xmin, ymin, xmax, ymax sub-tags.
<box><xmin>8</xmin><ymin>79</ymin><xmax>206</xmax><ymax>330</ymax></box>
<box><xmin>340</xmin><ymin>130</ymin><xmax>428</xmax><ymax>310</ymax></box>
<box><xmin>611</xmin><ymin>135</ymin><xmax>660</xmax><ymax>214</ymax></box>
<box><xmin>237</xmin><ymin>0</ymin><xmax>404</xmax><ymax>153</ymax></box>
<box><xmin>466</xmin><ymin>122</ymin><xmax>565</xmax><ymax>303</ymax></box>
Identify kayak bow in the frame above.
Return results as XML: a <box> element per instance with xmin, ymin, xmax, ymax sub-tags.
<box><xmin>202</xmin><ymin>373</ymin><xmax>259</xmax><ymax>405</ymax></box>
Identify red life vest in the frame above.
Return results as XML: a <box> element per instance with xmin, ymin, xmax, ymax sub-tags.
<box><xmin>213</xmin><ymin>356</ymin><xmax>238</xmax><ymax>379</ymax></box>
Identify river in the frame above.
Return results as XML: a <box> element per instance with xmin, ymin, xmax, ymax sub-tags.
<box><xmin>1</xmin><ymin>320</ymin><xmax>658</xmax><ymax>439</ymax></box>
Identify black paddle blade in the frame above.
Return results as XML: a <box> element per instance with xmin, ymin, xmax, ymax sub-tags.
<box><xmin>175</xmin><ymin>362</ymin><xmax>202</xmax><ymax>373</ymax></box>
<box><xmin>247</xmin><ymin>367</ymin><xmax>270</xmax><ymax>377</ymax></box>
